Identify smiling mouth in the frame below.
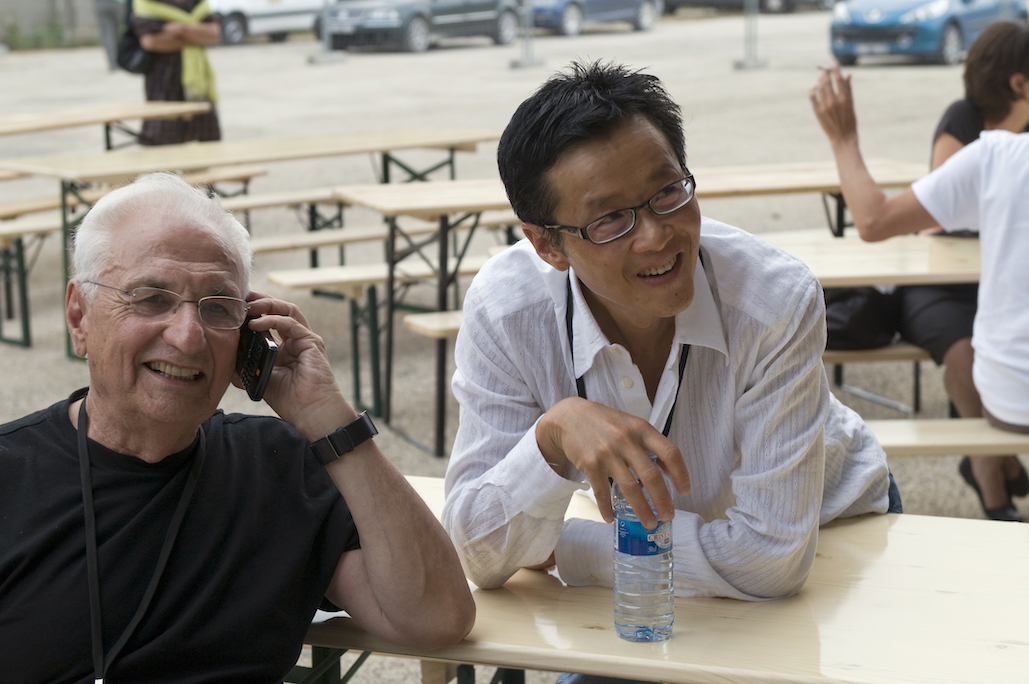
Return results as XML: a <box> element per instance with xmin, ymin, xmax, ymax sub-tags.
<box><xmin>640</xmin><ymin>255</ymin><xmax>678</xmax><ymax>277</ymax></box>
<box><xmin>146</xmin><ymin>362</ymin><xmax>202</xmax><ymax>381</ymax></box>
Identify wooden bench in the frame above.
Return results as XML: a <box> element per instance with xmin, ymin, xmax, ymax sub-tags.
<box><xmin>0</xmin><ymin>165</ymin><xmax>268</xmax><ymax>221</ymax></box>
<box><xmin>267</xmin><ymin>253</ymin><xmax>491</xmax><ymax>417</ymax></box>
<box><xmin>867</xmin><ymin>418</ymin><xmax>1029</xmax><ymax>457</ymax></box>
<box><xmin>1</xmin><ymin>214</ymin><xmax>64</xmax><ymax>346</ymax></box>
<box><xmin>250</xmin><ymin>222</ymin><xmax>440</xmax><ymax>256</ymax></box>
<box><xmin>823</xmin><ymin>341</ymin><xmax>932</xmax><ymax>414</ymax></box>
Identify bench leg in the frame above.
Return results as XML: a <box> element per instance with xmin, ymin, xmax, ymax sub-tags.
<box><xmin>286</xmin><ymin>648</ymin><xmax>371</xmax><ymax>684</ymax></box>
<box><xmin>831</xmin><ymin>360</ymin><xmax>921</xmax><ymax>415</ymax></box>
<box><xmin>348</xmin><ymin>288</ymin><xmax>383</xmax><ymax>418</ymax></box>
<box><xmin>381</xmin><ymin>148</ymin><xmax>458</xmax><ymax>183</ymax></box>
<box><xmin>0</xmin><ymin>239</ymin><xmax>31</xmax><ymax>347</ymax></box>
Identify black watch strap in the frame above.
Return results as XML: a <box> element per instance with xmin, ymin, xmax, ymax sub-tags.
<box><xmin>310</xmin><ymin>411</ymin><xmax>378</xmax><ymax>465</ymax></box>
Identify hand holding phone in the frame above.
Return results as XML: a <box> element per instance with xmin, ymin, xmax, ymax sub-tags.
<box><xmin>236</xmin><ymin>316</ymin><xmax>278</xmax><ymax>401</ymax></box>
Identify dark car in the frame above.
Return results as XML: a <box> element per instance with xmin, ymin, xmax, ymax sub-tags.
<box><xmin>319</xmin><ymin>0</ymin><xmax>520</xmax><ymax>51</ymax></box>
<box><xmin>532</xmin><ymin>0</ymin><xmax>663</xmax><ymax>35</ymax></box>
<box><xmin>830</xmin><ymin>0</ymin><xmax>1028</xmax><ymax>65</ymax></box>
<box><xmin>664</xmin><ymin>0</ymin><xmax>834</xmax><ymax>14</ymax></box>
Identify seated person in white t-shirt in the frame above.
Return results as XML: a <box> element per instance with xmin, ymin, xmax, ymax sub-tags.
<box><xmin>811</xmin><ymin>65</ymin><xmax>1029</xmax><ymax>520</ymax></box>
<box><xmin>442</xmin><ymin>61</ymin><xmax>896</xmax><ymax>634</ymax></box>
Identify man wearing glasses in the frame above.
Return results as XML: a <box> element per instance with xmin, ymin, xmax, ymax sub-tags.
<box><xmin>0</xmin><ymin>173</ymin><xmax>474</xmax><ymax>681</ymax></box>
<box><xmin>443</xmin><ymin>61</ymin><xmax>897</xmax><ymax>614</ymax></box>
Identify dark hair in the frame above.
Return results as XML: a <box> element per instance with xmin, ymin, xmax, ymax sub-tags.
<box><xmin>964</xmin><ymin>21</ymin><xmax>1029</xmax><ymax>125</ymax></box>
<box><xmin>497</xmin><ymin>60</ymin><xmax>686</xmax><ymax>234</ymax></box>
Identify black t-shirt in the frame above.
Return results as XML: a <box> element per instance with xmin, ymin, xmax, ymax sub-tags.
<box><xmin>0</xmin><ymin>389</ymin><xmax>360</xmax><ymax>683</ymax></box>
<box><xmin>933</xmin><ymin>99</ymin><xmax>985</xmax><ymax>147</ymax></box>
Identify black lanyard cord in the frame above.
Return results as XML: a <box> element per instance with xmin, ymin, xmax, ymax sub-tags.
<box><xmin>565</xmin><ymin>275</ymin><xmax>688</xmax><ymax>438</ymax></box>
<box><xmin>78</xmin><ymin>398</ymin><xmax>205</xmax><ymax>682</ymax></box>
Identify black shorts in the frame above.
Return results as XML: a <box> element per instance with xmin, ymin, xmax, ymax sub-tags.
<box><xmin>895</xmin><ymin>284</ymin><xmax>978</xmax><ymax>365</ymax></box>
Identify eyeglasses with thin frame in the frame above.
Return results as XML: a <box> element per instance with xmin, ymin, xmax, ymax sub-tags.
<box><xmin>545</xmin><ymin>173</ymin><xmax>697</xmax><ymax>245</ymax></box>
<box><xmin>84</xmin><ymin>281</ymin><xmax>250</xmax><ymax>331</ymax></box>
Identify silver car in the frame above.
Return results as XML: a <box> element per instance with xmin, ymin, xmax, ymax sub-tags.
<box><xmin>319</xmin><ymin>0</ymin><xmax>521</xmax><ymax>51</ymax></box>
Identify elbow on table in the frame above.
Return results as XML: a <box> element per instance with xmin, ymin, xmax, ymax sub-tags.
<box><xmin>407</xmin><ymin>592</ymin><xmax>477</xmax><ymax>650</ymax></box>
<box><xmin>853</xmin><ymin>217</ymin><xmax>896</xmax><ymax>243</ymax></box>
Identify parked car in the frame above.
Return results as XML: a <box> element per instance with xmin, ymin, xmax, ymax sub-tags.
<box><xmin>317</xmin><ymin>0</ymin><xmax>520</xmax><ymax>52</ymax></box>
<box><xmin>663</xmin><ymin>0</ymin><xmax>834</xmax><ymax>15</ymax></box>
<box><xmin>209</xmin><ymin>0</ymin><xmax>327</xmax><ymax>44</ymax></box>
<box><xmin>830</xmin><ymin>0</ymin><xmax>1028</xmax><ymax>65</ymax></box>
<box><xmin>532</xmin><ymin>0</ymin><xmax>663</xmax><ymax>35</ymax></box>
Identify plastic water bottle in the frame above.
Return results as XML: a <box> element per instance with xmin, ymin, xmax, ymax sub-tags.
<box><xmin>612</xmin><ymin>459</ymin><xmax>674</xmax><ymax>642</ymax></box>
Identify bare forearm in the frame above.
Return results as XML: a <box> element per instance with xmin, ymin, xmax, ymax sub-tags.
<box><xmin>139</xmin><ymin>22</ymin><xmax>219</xmax><ymax>51</ymax></box>
<box><xmin>828</xmin><ymin>136</ymin><xmax>894</xmax><ymax>241</ymax></box>
<box><xmin>325</xmin><ymin>446</ymin><xmax>475</xmax><ymax>647</ymax></box>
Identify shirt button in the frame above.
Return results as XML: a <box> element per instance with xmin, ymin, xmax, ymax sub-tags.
<box><xmin>621</xmin><ymin>377</ymin><xmax>634</xmax><ymax>388</ymax></box>
<box><xmin>612</xmin><ymin>348</ymin><xmax>623</xmax><ymax>356</ymax></box>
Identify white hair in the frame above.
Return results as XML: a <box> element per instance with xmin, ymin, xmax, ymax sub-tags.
<box><xmin>72</xmin><ymin>172</ymin><xmax>253</xmax><ymax>299</ymax></box>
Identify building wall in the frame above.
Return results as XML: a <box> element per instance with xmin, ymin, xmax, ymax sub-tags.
<box><xmin>0</xmin><ymin>0</ymin><xmax>101</xmax><ymax>44</ymax></box>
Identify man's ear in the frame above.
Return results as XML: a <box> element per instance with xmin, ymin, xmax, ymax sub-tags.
<box><xmin>1011</xmin><ymin>72</ymin><xmax>1027</xmax><ymax>99</ymax></box>
<box><xmin>522</xmin><ymin>223</ymin><xmax>570</xmax><ymax>272</ymax></box>
<box><xmin>66</xmin><ymin>281</ymin><xmax>89</xmax><ymax>359</ymax></box>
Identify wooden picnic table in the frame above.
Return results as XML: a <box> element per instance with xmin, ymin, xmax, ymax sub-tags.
<box><xmin>0</xmin><ymin>127</ymin><xmax>499</xmax><ymax>354</ymax></box>
<box><xmin>0</xmin><ymin>101</ymin><xmax>213</xmax><ymax>150</ymax></box>
<box><xmin>305</xmin><ymin>475</ymin><xmax>1029</xmax><ymax>684</ymax></box>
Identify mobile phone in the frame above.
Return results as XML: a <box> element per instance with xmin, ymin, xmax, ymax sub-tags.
<box><xmin>236</xmin><ymin>316</ymin><xmax>278</xmax><ymax>401</ymax></box>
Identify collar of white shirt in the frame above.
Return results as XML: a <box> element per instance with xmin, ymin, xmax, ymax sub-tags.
<box><xmin>567</xmin><ymin>252</ymin><xmax>729</xmax><ymax>380</ymax></box>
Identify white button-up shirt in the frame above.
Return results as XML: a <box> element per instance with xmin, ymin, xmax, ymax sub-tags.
<box><xmin>443</xmin><ymin>218</ymin><xmax>889</xmax><ymax>600</ymax></box>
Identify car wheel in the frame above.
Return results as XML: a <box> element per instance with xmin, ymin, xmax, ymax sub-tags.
<box><xmin>221</xmin><ymin>13</ymin><xmax>248</xmax><ymax>45</ymax></box>
<box><xmin>268</xmin><ymin>31</ymin><xmax>289</xmax><ymax>42</ymax></box>
<box><xmin>760</xmin><ymin>0</ymin><xmax>792</xmax><ymax>12</ymax></box>
<box><xmin>559</xmin><ymin>3</ymin><xmax>584</xmax><ymax>36</ymax></box>
<box><xmin>836</xmin><ymin>53</ymin><xmax>857</xmax><ymax>66</ymax></box>
<box><xmin>494</xmin><ymin>9</ymin><xmax>519</xmax><ymax>45</ymax></box>
<box><xmin>402</xmin><ymin>15</ymin><xmax>431</xmax><ymax>52</ymax></box>
<box><xmin>936</xmin><ymin>23</ymin><xmax>962</xmax><ymax>65</ymax></box>
<box><xmin>634</xmin><ymin>0</ymin><xmax>657</xmax><ymax>30</ymax></box>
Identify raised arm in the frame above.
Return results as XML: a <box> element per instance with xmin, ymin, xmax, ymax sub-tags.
<box><xmin>809</xmin><ymin>66</ymin><xmax>936</xmax><ymax>241</ymax></box>
<box><xmin>244</xmin><ymin>293</ymin><xmax>475</xmax><ymax>649</ymax></box>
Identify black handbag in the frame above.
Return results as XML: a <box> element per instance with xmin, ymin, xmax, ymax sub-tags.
<box><xmin>116</xmin><ymin>2</ymin><xmax>153</xmax><ymax>74</ymax></box>
<box><xmin>824</xmin><ymin>287</ymin><xmax>901</xmax><ymax>350</ymax></box>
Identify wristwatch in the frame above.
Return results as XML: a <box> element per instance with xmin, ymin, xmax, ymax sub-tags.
<box><xmin>310</xmin><ymin>411</ymin><xmax>378</xmax><ymax>465</ymax></box>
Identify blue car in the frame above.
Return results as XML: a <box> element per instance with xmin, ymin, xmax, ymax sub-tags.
<box><xmin>831</xmin><ymin>0</ymin><xmax>1028</xmax><ymax>65</ymax></box>
<box><xmin>532</xmin><ymin>0</ymin><xmax>663</xmax><ymax>35</ymax></box>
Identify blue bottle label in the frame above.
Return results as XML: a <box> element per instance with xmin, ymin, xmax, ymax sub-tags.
<box><xmin>616</xmin><ymin>518</ymin><xmax>672</xmax><ymax>556</ymax></box>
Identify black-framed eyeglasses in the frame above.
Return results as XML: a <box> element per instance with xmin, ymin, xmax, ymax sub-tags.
<box><xmin>545</xmin><ymin>173</ymin><xmax>697</xmax><ymax>245</ymax></box>
<box><xmin>84</xmin><ymin>281</ymin><xmax>250</xmax><ymax>330</ymax></box>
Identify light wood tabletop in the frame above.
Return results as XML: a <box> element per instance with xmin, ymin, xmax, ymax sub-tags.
<box><xmin>0</xmin><ymin>101</ymin><xmax>212</xmax><ymax>137</ymax></box>
<box><xmin>760</xmin><ymin>229</ymin><xmax>980</xmax><ymax>288</ymax></box>
<box><xmin>695</xmin><ymin>158</ymin><xmax>926</xmax><ymax>198</ymax></box>
<box><xmin>308</xmin><ymin>476</ymin><xmax>1029</xmax><ymax>684</ymax></box>
<box><xmin>330</xmin><ymin>157</ymin><xmax>924</xmax><ymax>217</ymax></box>
<box><xmin>332</xmin><ymin>178</ymin><xmax>513</xmax><ymax>221</ymax></box>
<box><xmin>0</xmin><ymin>127</ymin><xmax>500</xmax><ymax>183</ymax></box>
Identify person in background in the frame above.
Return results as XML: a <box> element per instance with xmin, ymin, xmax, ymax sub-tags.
<box><xmin>0</xmin><ymin>173</ymin><xmax>474</xmax><ymax>682</ymax></box>
<box><xmin>133</xmin><ymin>0</ymin><xmax>222</xmax><ymax>144</ymax></box>
<box><xmin>443</xmin><ymin>61</ymin><xmax>895</xmax><ymax>645</ymax></box>
<box><xmin>813</xmin><ymin>22</ymin><xmax>1029</xmax><ymax>521</ymax></box>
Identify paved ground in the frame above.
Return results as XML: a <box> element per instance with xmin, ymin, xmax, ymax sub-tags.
<box><xmin>0</xmin><ymin>9</ymin><xmax>1015</xmax><ymax>680</ymax></box>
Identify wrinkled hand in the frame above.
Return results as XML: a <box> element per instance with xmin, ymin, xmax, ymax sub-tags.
<box><xmin>809</xmin><ymin>65</ymin><xmax>858</xmax><ymax>145</ymax></box>
<box><xmin>536</xmin><ymin>398</ymin><xmax>691</xmax><ymax>528</ymax></box>
<box><xmin>238</xmin><ymin>292</ymin><xmax>351</xmax><ymax>440</ymax></box>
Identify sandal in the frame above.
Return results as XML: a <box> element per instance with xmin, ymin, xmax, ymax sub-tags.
<box><xmin>959</xmin><ymin>457</ymin><xmax>1024</xmax><ymax>522</ymax></box>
